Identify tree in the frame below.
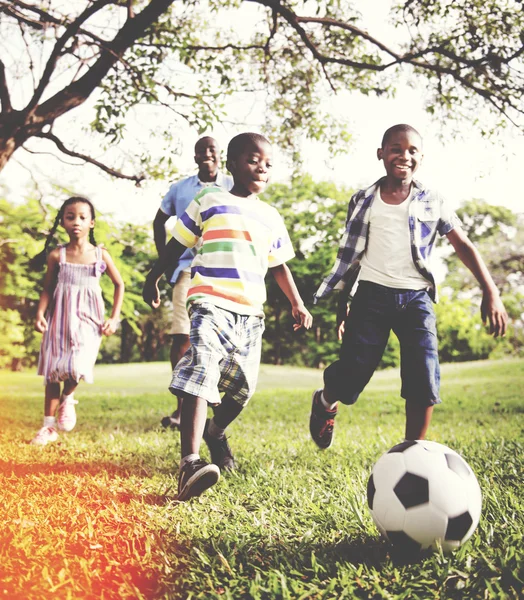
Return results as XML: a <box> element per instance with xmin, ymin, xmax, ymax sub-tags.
<box><xmin>1</xmin><ymin>0</ymin><xmax>523</xmax><ymax>180</ymax></box>
<box><xmin>441</xmin><ymin>199</ymin><xmax>524</xmax><ymax>358</ymax></box>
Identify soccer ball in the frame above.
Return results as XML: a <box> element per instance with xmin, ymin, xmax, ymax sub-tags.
<box><xmin>366</xmin><ymin>440</ymin><xmax>482</xmax><ymax>553</ymax></box>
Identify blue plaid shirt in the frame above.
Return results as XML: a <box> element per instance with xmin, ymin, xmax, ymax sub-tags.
<box><xmin>314</xmin><ymin>178</ymin><xmax>461</xmax><ymax>303</ymax></box>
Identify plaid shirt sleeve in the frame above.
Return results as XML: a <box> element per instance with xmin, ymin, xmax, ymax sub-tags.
<box><xmin>313</xmin><ymin>188</ymin><xmax>371</xmax><ymax>302</ymax></box>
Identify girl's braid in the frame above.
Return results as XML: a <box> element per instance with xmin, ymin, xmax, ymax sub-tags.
<box><xmin>30</xmin><ymin>207</ymin><xmax>65</xmax><ymax>271</ymax></box>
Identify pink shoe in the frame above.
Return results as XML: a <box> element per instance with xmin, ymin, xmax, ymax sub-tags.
<box><xmin>57</xmin><ymin>397</ymin><xmax>78</xmax><ymax>432</ymax></box>
<box><xmin>31</xmin><ymin>426</ymin><xmax>58</xmax><ymax>446</ymax></box>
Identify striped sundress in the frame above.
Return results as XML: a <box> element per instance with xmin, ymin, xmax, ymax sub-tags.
<box><xmin>38</xmin><ymin>245</ymin><xmax>106</xmax><ymax>384</ymax></box>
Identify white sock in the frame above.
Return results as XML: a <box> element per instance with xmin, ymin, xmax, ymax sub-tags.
<box><xmin>319</xmin><ymin>391</ymin><xmax>338</xmax><ymax>411</ymax></box>
<box><xmin>208</xmin><ymin>418</ymin><xmax>226</xmax><ymax>439</ymax></box>
<box><xmin>61</xmin><ymin>392</ymin><xmax>74</xmax><ymax>403</ymax></box>
<box><xmin>180</xmin><ymin>454</ymin><xmax>199</xmax><ymax>470</ymax></box>
<box><xmin>43</xmin><ymin>416</ymin><xmax>56</xmax><ymax>429</ymax></box>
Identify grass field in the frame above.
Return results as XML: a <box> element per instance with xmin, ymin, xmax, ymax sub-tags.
<box><xmin>1</xmin><ymin>358</ymin><xmax>523</xmax><ymax>599</ymax></box>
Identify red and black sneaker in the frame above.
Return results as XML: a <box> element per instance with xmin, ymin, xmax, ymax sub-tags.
<box><xmin>309</xmin><ymin>389</ymin><xmax>338</xmax><ymax>449</ymax></box>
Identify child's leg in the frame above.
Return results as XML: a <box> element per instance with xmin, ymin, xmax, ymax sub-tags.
<box><xmin>180</xmin><ymin>394</ymin><xmax>209</xmax><ymax>458</ymax></box>
<box><xmin>405</xmin><ymin>402</ymin><xmax>434</xmax><ymax>440</ymax></box>
<box><xmin>212</xmin><ymin>394</ymin><xmax>243</xmax><ymax>430</ymax></box>
<box><xmin>45</xmin><ymin>383</ymin><xmax>61</xmax><ymax>417</ymax></box>
<box><xmin>311</xmin><ymin>282</ymin><xmax>392</xmax><ymax>449</ymax></box>
<box><xmin>31</xmin><ymin>383</ymin><xmax>61</xmax><ymax>445</ymax></box>
<box><xmin>178</xmin><ymin>393</ymin><xmax>220</xmax><ymax>501</ymax></box>
<box><xmin>203</xmin><ymin>394</ymin><xmax>242</xmax><ymax>471</ymax></box>
<box><xmin>394</xmin><ymin>289</ymin><xmax>440</xmax><ymax>442</ymax></box>
<box><xmin>57</xmin><ymin>379</ymin><xmax>79</xmax><ymax>432</ymax></box>
<box><xmin>62</xmin><ymin>379</ymin><xmax>78</xmax><ymax>397</ymax></box>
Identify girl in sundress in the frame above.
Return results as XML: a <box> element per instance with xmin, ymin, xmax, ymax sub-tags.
<box><xmin>31</xmin><ymin>196</ymin><xmax>125</xmax><ymax>446</ymax></box>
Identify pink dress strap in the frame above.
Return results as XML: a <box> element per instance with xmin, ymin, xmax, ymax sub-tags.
<box><xmin>59</xmin><ymin>244</ymin><xmax>67</xmax><ymax>264</ymax></box>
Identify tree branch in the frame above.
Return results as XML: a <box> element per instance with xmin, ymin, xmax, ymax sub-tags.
<box><xmin>35</xmin><ymin>131</ymin><xmax>145</xmax><ymax>185</ymax></box>
<box><xmin>34</xmin><ymin>0</ymin><xmax>177</xmax><ymax>125</ymax></box>
<box><xmin>0</xmin><ymin>60</ymin><xmax>12</xmax><ymax>112</ymax></box>
<box><xmin>27</xmin><ymin>0</ymin><xmax>114</xmax><ymax>113</ymax></box>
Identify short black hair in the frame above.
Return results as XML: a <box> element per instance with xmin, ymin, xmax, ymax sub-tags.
<box><xmin>381</xmin><ymin>124</ymin><xmax>422</xmax><ymax>148</ymax></box>
<box><xmin>227</xmin><ymin>132</ymin><xmax>270</xmax><ymax>162</ymax></box>
<box><xmin>194</xmin><ymin>136</ymin><xmax>217</xmax><ymax>152</ymax></box>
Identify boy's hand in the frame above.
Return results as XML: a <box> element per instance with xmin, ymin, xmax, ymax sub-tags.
<box><xmin>35</xmin><ymin>315</ymin><xmax>47</xmax><ymax>333</ymax></box>
<box><xmin>481</xmin><ymin>292</ymin><xmax>508</xmax><ymax>337</ymax></box>
<box><xmin>143</xmin><ymin>271</ymin><xmax>161</xmax><ymax>309</ymax></box>
<box><xmin>292</xmin><ymin>303</ymin><xmax>313</xmax><ymax>331</ymax></box>
<box><xmin>336</xmin><ymin>303</ymin><xmax>349</xmax><ymax>341</ymax></box>
<box><xmin>101</xmin><ymin>317</ymin><xmax>119</xmax><ymax>336</ymax></box>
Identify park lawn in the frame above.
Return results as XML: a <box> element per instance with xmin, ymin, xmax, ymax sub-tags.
<box><xmin>0</xmin><ymin>358</ymin><xmax>523</xmax><ymax>599</ymax></box>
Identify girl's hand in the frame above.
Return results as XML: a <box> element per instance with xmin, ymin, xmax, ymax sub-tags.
<box><xmin>101</xmin><ymin>317</ymin><xmax>119</xmax><ymax>336</ymax></box>
<box><xmin>292</xmin><ymin>303</ymin><xmax>313</xmax><ymax>331</ymax></box>
<box><xmin>35</xmin><ymin>315</ymin><xmax>48</xmax><ymax>333</ymax></box>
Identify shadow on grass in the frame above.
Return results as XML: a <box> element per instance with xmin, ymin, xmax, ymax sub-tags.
<box><xmin>0</xmin><ymin>459</ymin><xmax>175</xmax><ymax>506</ymax></box>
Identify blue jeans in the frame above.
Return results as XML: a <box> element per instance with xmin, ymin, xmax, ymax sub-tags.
<box><xmin>324</xmin><ymin>281</ymin><xmax>441</xmax><ymax>407</ymax></box>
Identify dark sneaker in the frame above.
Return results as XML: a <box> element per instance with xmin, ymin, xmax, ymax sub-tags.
<box><xmin>203</xmin><ymin>419</ymin><xmax>236</xmax><ymax>471</ymax></box>
<box><xmin>309</xmin><ymin>389</ymin><xmax>338</xmax><ymax>449</ymax></box>
<box><xmin>161</xmin><ymin>411</ymin><xmax>180</xmax><ymax>430</ymax></box>
<box><xmin>178</xmin><ymin>458</ymin><xmax>220</xmax><ymax>501</ymax></box>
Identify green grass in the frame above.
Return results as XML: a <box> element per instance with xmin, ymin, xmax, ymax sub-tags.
<box><xmin>1</xmin><ymin>359</ymin><xmax>523</xmax><ymax>599</ymax></box>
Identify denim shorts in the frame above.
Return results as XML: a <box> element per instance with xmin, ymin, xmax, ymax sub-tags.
<box><xmin>169</xmin><ymin>302</ymin><xmax>264</xmax><ymax>407</ymax></box>
<box><xmin>324</xmin><ymin>281</ymin><xmax>441</xmax><ymax>407</ymax></box>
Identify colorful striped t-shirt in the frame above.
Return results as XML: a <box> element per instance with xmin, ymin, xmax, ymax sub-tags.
<box><xmin>173</xmin><ymin>187</ymin><xmax>295</xmax><ymax>316</ymax></box>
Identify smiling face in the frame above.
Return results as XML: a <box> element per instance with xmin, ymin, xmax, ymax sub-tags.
<box><xmin>61</xmin><ymin>201</ymin><xmax>95</xmax><ymax>240</ymax></box>
<box><xmin>378</xmin><ymin>129</ymin><xmax>423</xmax><ymax>184</ymax></box>
<box><xmin>194</xmin><ymin>137</ymin><xmax>220</xmax><ymax>181</ymax></box>
<box><xmin>228</xmin><ymin>140</ymin><xmax>273</xmax><ymax>198</ymax></box>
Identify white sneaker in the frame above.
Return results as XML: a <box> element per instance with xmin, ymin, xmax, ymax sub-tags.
<box><xmin>31</xmin><ymin>426</ymin><xmax>58</xmax><ymax>446</ymax></box>
<box><xmin>57</xmin><ymin>397</ymin><xmax>78</xmax><ymax>432</ymax></box>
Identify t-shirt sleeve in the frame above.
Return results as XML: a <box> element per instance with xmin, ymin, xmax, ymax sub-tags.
<box><xmin>268</xmin><ymin>212</ymin><xmax>295</xmax><ymax>267</ymax></box>
<box><xmin>437</xmin><ymin>192</ymin><xmax>462</xmax><ymax>236</ymax></box>
<box><xmin>160</xmin><ymin>182</ymin><xmax>180</xmax><ymax>216</ymax></box>
<box><xmin>172</xmin><ymin>196</ymin><xmax>203</xmax><ymax>249</ymax></box>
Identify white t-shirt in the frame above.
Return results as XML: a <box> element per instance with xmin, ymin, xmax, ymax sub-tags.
<box><xmin>359</xmin><ymin>191</ymin><xmax>429</xmax><ymax>290</ymax></box>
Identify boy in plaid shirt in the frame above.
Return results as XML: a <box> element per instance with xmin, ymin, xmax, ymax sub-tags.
<box><xmin>310</xmin><ymin>124</ymin><xmax>507</xmax><ymax>449</ymax></box>
<box><xmin>144</xmin><ymin>132</ymin><xmax>312</xmax><ymax>501</ymax></box>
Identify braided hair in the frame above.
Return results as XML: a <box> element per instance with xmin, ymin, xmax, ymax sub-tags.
<box><xmin>31</xmin><ymin>196</ymin><xmax>97</xmax><ymax>270</ymax></box>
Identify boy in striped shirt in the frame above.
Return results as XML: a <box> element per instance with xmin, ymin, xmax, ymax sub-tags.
<box><xmin>143</xmin><ymin>132</ymin><xmax>312</xmax><ymax>501</ymax></box>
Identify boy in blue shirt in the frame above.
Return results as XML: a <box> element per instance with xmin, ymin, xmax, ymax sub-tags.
<box><xmin>153</xmin><ymin>137</ymin><xmax>234</xmax><ymax>428</ymax></box>
<box><xmin>311</xmin><ymin>124</ymin><xmax>508</xmax><ymax>448</ymax></box>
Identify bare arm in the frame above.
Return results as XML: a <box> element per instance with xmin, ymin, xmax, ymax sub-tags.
<box><xmin>270</xmin><ymin>263</ymin><xmax>312</xmax><ymax>331</ymax></box>
<box><xmin>143</xmin><ymin>237</ymin><xmax>187</xmax><ymax>308</ymax></box>
<box><xmin>35</xmin><ymin>250</ymin><xmax>60</xmax><ymax>333</ymax></box>
<box><xmin>446</xmin><ymin>226</ymin><xmax>508</xmax><ymax>337</ymax></box>
<box><xmin>101</xmin><ymin>249</ymin><xmax>125</xmax><ymax>336</ymax></box>
<box><xmin>153</xmin><ymin>209</ymin><xmax>170</xmax><ymax>256</ymax></box>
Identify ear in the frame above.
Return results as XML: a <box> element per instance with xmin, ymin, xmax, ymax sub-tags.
<box><xmin>226</xmin><ymin>159</ymin><xmax>235</xmax><ymax>173</ymax></box>
<box><xmin>377</xmin><ymin>148</ymin><xmax>383</xmax><ymax>161</ymax></box>
<box><xmin>90</xmin><ymin>220</ymin><xmax>95</xmax><ymax>229</ymax></box>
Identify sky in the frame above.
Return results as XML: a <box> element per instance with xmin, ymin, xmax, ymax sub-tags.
<box><xmin>2</xmin><ymin>0</ymin><xmax>524</xmax><ymax>224</ymax></box>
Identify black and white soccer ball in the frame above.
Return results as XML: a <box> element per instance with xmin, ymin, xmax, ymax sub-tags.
<box><xmin>367</xmin><ymin>440</ymin><xmax>482</xmax><ymax>553</ymax></box>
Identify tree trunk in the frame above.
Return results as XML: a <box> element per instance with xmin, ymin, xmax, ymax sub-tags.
<box><xmin>120</xmin><ymin>319</ymin><xmax>135</xmax><ymax>363</ymax></box>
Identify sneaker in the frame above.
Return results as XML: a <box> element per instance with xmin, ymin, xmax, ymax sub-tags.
<box><xmin>31</xmin><ymin>426</ymin><xmax>58</xmax><ymax>446</ymax></box>
<box><xmin>309</xmin><ymin>389</ymin><xmax>338</xmax><ymax>449</ymax></box>
<box><xmin>57</xmin><ymin>396</ymin><xmax>78</xmax><ymax>432</ymax></box>
<box><xmin>178</xmin><ymin>458</ymin><xmax>220</xmax><ymax>502</ymax></box>
<box><xmin>203</xmin><ymin>419</ymin><xmax>236</xmax><ymax>471</ymax></box>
